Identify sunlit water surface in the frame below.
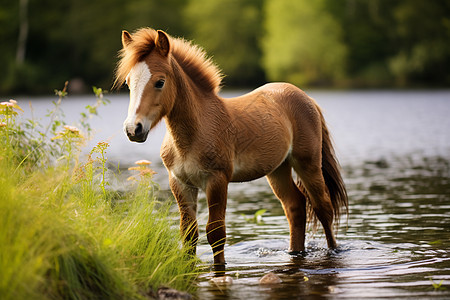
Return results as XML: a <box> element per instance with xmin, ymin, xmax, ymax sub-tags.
<box><xmin>17</xmin><ymin>90</ymin><xmax>450</xmax><ymax>299</ymax></box>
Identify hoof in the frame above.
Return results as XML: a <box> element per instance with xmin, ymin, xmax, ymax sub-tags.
<box><xmin>288</xmin><ymin>250</ymin><xmax>307</xmax><ymax>256</ymax></box>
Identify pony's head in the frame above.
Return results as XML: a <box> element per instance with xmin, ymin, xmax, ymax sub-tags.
<box><xmin>115</xmin><ymin>29</ymin><xmax>176</xmax><ymax>143</ymax></box>
<box><xmin>115</xmin><ymin>28</ymin><xmax>223</xmax><ymax>143</ymax></box>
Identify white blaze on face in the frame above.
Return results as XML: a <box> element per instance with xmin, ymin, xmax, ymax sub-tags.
<box><xmin>123</xmin><ymin>61</ymin><xmax>152</xmax><ymax>133</ymax></box>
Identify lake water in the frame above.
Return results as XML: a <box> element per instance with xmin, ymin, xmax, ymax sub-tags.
<box><xmin>16</xmin><ymin>90</ymin><xmax>450</xmax><ymax>299</ymax></box>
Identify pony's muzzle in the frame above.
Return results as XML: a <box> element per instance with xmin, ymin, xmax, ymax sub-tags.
<box><xmin>125</xmin><ymin>122</ymin><xmax>149</xmax><ymax>143</ymax></box>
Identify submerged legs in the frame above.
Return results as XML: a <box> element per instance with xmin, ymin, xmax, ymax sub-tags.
<box><xmin>267</xmin><ymin>161</ymin><xmax>307</xmax><ymax>252</ymax></box>
<box><xmin>170</xmin><ymin>172</ymin><xmax>228</xmax><ymax>270</ymax></box>
<box><xmin>169</xmin><ymin>174</ymin><xmax>199</xmax><ymax>254</ymax></box>
<box><xmin>268</xmin><ymin>158</ymin><xmax>338</xmax><ymax>252</ymax></box>
<box><xmin>293</xmin><ymin>161</ymin><xmax>337</xmax><ymax>249</ymax></box>
<box><xmin>205</xmin><ymin>173</ymin><xmax>228</xmax><ymax>270</ymax></box>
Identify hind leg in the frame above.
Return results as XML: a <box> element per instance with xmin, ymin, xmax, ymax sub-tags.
<box><xmin>293</xmin><ymin>158</ymin><xmax>337</xmax><ymax>249</ymax></box>
<box><xmin>267</xmin><ymin>161</ymin><xmax>307</xmax><ymax>252</ymax></box>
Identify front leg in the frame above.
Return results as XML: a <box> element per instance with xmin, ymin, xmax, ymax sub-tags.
<box><xmin>169</xmin><ymin>173</ymin><xmax>199</xmax><ymax>254</ymax></box>
<box><xmin>205</xmin><ymin>173</ymin><xmax>229</xmax><ymax>270</ymax></box>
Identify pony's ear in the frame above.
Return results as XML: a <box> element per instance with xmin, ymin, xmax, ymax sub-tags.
<box><xmin>156</xmin><ymin>30</ymin><xmax>170</xmax><ymax>57</ymax></box>
<box><xmin>122</xmin><ymin>30</ymin><xmax>133</xmax><ymax>48</ymax></box>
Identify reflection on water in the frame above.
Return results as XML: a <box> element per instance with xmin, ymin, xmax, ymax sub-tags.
<box><xmin>196</xmin><ymin>156</ymin><xmax>450</xmax><ymax>299</ymax></box>
<box><xmin>16</xmin><ymin>91</ymin><xmax>450</xmax><ymax>298</ymax></box>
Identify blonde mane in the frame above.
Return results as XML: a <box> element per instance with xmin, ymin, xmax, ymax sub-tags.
<box><xmin>114</xmin><ymin>28</ymin><xmax>223</xmax><ymax>93</ymax></box>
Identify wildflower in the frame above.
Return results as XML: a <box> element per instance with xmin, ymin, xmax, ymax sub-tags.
<box><xmin>0</xmin><ymin>101</ymin><xmax>13</xmax><ymax>107</ymax></box>
<box><xmin>135</xmin><ymin>159</ymin><xmax>151</xmax><ymax>166</ymax></box>
<box><xmin>127</xmin><ymin>159</ymin><xmax>156</xmax><ymax>181</ymax></box>
<box><xmin>52</xmin><ymin>125</ymin><xmax>83</xmax><ymax>140</ymax></box>
<box><xmin>1</xmin><ymin>100</ymin><xmax>23</xmax><ymax>112</ymax></box>
<box><xmin>0</xmin><ymin>122</ymin><xmax>6</xmax><ymax>127</ymax></box>
<box><xmin>95</xmin><ymin>141</ymin><xmax>110</xmax><ymax>151</ymax></box>
<box><xmin>126</xmin><ymin>168</ymin><xmax>157</xmax><ymax>181</ymax></box>
<box><xmin>63</xmin><ymin>125</ymin><xmax>80</xmax><ymax>133</ymax></box>
<box><xmin>140</xmin><ymin>168</ymin><xmax>156</xmax><ymax>176</ymax></box>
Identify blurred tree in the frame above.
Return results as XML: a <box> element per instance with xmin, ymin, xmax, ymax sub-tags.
<box><xmin>388</xmin><ymin>0</ymin><xmax>450</xmax><ymax>86</ymax></box>
<box><xmin>0</xmin><ymin>0</ymin><xmax>32</xmax><ymax>93</ymax></box>
<box><xmin>1</xmin><ymin>0</ymin><xmax>127</xmax><ymax>93</ymax></box>
<box><xmin>185</xmin><ymin>0</ymin><xmax>264</xmax><ymax>87</ymax></box>
<box><xmin>326</xmin><ymin>0</ymin><xmax>395</xmax><ymax>87</ymax></box>
<box><xmin>0</xmin><ymin>1</ymin><xmax>18</xmax><ymax>65</ymax></box>
<box><xmin>1</xmin><ymin>0</ymin><xmax>449</xmax><ymax>94</ymax></box>
<box><xmin>16</xmin><ymin>0</ymin><xmax>28</xmax><ymax>65</ymax></box>
<box><xmin>124</xmin><ymin>0</ymin><xmax>188</xmax><ymax>37</ymax></box>
<box><xmin>262</xmin><ymin>0</ymin><xmax>347</xmax><ymax>87</ymax></box>
<box><xmin>0</xmin><ymin>0</ymin><xmax>188</xmax><ymax>94</ymax></box>
<box><xmin>57</xmin><ymin>0</ymin><xmax>126</xmax><ymax>90</ymax></box>
<box><xmin>328</xmin><ymin>0</ymin><xmax>450</xmax><ymax>87</ymax></box>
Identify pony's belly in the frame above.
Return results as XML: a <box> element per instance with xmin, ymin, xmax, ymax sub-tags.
<box><xmin>230</xmin><ymin>168</ymin><xmax>267</xmax><ymax>182</ymax></box>
<box><xmin>230</xmin><ymin>152</ymin><xmax>289</xmax><ymax>182</ymax></box>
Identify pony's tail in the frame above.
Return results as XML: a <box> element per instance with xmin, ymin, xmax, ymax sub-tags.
<box><xmin>318</xmin><ymin>106</ymin><xmax>348</xmax><ymax>227</ymax></box>
<box><xmin>299</xmin><ymin>104</ymin><xmax>348</xmax><ymax>230</ymax></box>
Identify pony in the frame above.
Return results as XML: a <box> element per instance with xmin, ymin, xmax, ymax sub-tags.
<box><xmin>114</xmin><ymin>28</ymin><xmax>347</xmax><ymax>269</ymax></box>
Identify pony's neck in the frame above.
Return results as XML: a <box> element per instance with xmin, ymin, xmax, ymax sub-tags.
<box><xmin>165</xmin><ymin>58</ymin><xmax>224</xmax><ymax>151</ymax></box>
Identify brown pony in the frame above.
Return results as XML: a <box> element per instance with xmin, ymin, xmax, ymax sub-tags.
<box><xmin>115</xmin><ymin>28</ymin><xmax>347</xmax><ymax>269</ymax></box>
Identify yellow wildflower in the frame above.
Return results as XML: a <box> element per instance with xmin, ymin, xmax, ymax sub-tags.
<box><xmin>134</xmin><ymin>159</ymin><xmax>151</xmax><ymax>166</ymax></box>
<box><xmin>63</xmin><ymin>125</ymin><xmax>80</xmax><ymax>133</ymax></box>
<box><xmin>1</xmin><ymin>99</ymin><xmax>23</xmax><ymax>112</ymax></box>
<box><xmin>127</xmin><ymin>159</ymin><xmax>156</xmax><ymax>181</ymax></box>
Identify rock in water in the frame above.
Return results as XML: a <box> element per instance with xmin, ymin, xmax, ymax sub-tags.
<box><xmin>210</xmin><ymin>276</ymin><xmax>233</xmax><ymax>285</ymax></box>
<box><xmin>157</xmin><ymin>287</ymin><xmax>192</xmax><ymax>300</ymax></box>
<box><xmin>259</xmin><ymin>272</ymin><xmax>282</xmax><ymax>284</ymax></box>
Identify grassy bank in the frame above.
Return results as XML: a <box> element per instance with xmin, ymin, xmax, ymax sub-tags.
<box><xmin>0</xmin><ymin>90</ymin><xmax>198</xmax><ymax>299</ymax></box>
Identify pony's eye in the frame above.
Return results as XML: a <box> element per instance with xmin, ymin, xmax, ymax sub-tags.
<box><xmin>155</xmin><ymin>79</ymin><xmax>165</xmax><ymax>89</ymax></box>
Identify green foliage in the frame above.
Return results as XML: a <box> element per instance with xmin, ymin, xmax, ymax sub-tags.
<box><xmin>0</xmin><ymin>82</ymin><xmax>105</xmax><ymax>172</ymax></box>
<box><xmin>185</xmin><ymin>0</ymin><xmax>264</xmax><ymax>86</ymax></box>
<box><xmin>89</xmin><ymin>141</ymin><xmax>110</xmax><ymax>199</ymax></box>
<box><xmin>0</xmin><ymin>91</ymin><xmax>198</xmax><ymax>299</ymax></box>
<box><xmin>325</xmin><ymin>0</ymin><xmax>395</xmax><ymax>86</ymax></box>
<box><xmin>242</xmin><ymin>209</ymin><xmax>267</xmax><ymax>224</ymax></box>
<box><xmin>388</xmin><ymin>0</ymin><xmax>450</xmax><ymax>86</ymax></box>
<box><xmin>1</xmin><ymin>0</ymin><xmax>449</xmax><ymax>93</ymax></box>
<box><xmin>428</xmin><ymin>240</ymin><xmax>443</xmax><ymax>245</ymax></box>
<box><xmin>81</xmin><ymin>87</ymin><xmax>110</xmax><ymax>139</ymax></box>
<box><xmin>262</xmin><ymin>0</ymin><xmax>347</xmax><ymax>86</ymax></box>
<box><xmin>124</xmin><ymin>0</ymin><xmax>188</xmax><ymax>36</ymax></box>
<box><xmin>430</xmin><ymin>278</ymin><xmax>446</xmax><ymax>291</ymax></box>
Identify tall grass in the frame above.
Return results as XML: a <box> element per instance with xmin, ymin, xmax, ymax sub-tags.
<box><xmin>0</xmin><ymin>90</ymin><xmax>198</xmax><ymax>299</ymax></box>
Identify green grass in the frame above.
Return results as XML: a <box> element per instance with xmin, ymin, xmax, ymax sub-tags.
<box><xmin>0</xmin><ymin>92</ymin><xmax>198</xmax><ymax>299</ymax></box>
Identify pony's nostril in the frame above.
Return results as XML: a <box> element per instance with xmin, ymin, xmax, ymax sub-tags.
<box><xmin>135</xmin><ymin>123</ymin><xmax>143</xmax><ymax>136</ymax></box>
